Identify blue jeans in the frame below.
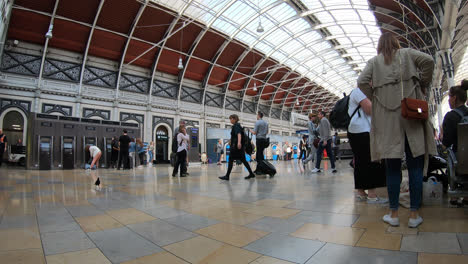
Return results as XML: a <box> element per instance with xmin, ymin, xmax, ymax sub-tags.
<box><xmin>315</xmin><ymin>139</ymin><xmax>335</xmax><ymax>169</ymax></box>
<box><xmin>385</xmin><ymin>137</ymin><xmax>424</xmax><ymax>211</ymax></box>
<box><xmin>148</xmin><ymin>150</ymin><xmax>153</xmax><ymax>162</ymax></box>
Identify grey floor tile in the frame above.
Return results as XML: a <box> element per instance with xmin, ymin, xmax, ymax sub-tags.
<box><xmin>127</xmin><ymin>219</ymin><xmax>197</xmax><ymax>246</ymax></box>
<box><xmin>37</xmin><ymin>207</ymin><xmax>81</xmax><ymax>233</ymax></box>
<box><xmin>288</xmin><ymin>211</ymin><xmax>359</xmax><ymax>227</ymax></box>
<box><xmin>400</xmin><ymin>232</ymin><xmax>461</xmax><ymax>254</ymax></box>
<box><xmin>286</xmin><ymin>201</ymin><xmax>347</xmax><ymax>213</ymax></box>
<box><xmin>246</xmin><ymin>217</ymin><xmax>306</xmax><ymax>234</ymax></box>
<box><xmin>306</xmin><ymin>243</ymin><xmax>418</xmax><ymax>264</ymax></box>
<box><xmin>164</xmin><ymin>213</ymin><xmax>219</xmax><ymax>231</ymax></box>
<box><xmin>88</xmin><ymin>198</ymin><xmax>131</xmax><ymax>211</ymax></box>
<box><xmin>244</xmin><ymin>232</ymin><xmax>324</xmax><ymax>263</ymax></box>
<box><xmin>41</xmin><ymin>229</ymin><xmax>95</xmax><ymax>255</ymax></box>
<box><xmin>457</xmin><ymin>233</ymin><xmax>468</xmax><ymax>254</ymax></box>
<box><xmin>66</xmin><ymin>205</ymin><xmax>104</xmax><ymax>218</ymax></box>
<box><xmin>0</xmin><ymin>214</ymin><xmax>37</xmax><ymax>229</ymax></box>
<box><xmin>88</xmin><ymin>226</ymin><xmax>163</xmax><ymax>263</ymax></box>
<box><xmin>142</xmin><ymin>206</ymin><xmax>187</xmax><ymax>219</ymax></box>
<box><xmin>127</xmin><ymin>200</ymin><xmax>168</xmax><ymax>210</ymax></box>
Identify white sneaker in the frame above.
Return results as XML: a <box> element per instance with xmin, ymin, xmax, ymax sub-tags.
<box><xmin>367</xmin><ymin>197</ymin><xmax>389</xmax><ymax>204</ymax></box>
<box><xmin>382</xmin><ymin>214</ymin><xmax>399</xmax><ymax>226</ymax></box>
<box><xmin>331</xmin><ymin>168</ymin><xmax>337</xmax><ymax>173</ymax></box>
<box><xmin>311</xmin><ymin>168</ymin><xmax>321</xmax><ymax>173</ymax></box>
<box><xmin>408</xmin><ymin>216</ymin><xmax>423</xmax><ymax>228</ymax></box>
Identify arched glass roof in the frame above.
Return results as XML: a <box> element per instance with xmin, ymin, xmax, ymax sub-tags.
<box><xmin>151</xmin><ymin>0</ymin><xmax>381</xmax><ymax>97</ymax></box>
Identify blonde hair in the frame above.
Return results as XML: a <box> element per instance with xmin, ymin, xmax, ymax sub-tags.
<box><xmin>377</xmin><ymin>32</ymin><xmax>401</xmax><ymax>65</ymax></box>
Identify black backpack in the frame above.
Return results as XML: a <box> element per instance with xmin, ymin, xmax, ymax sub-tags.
<box><xmin>243</xmin><ymin>127</ymin><xmax>254</xmax><ymax>155</ymax></box>
<box><xmin>329</xmin><ymin>92</ymin><xmax>361</xmax><ymax>130</ymax></box>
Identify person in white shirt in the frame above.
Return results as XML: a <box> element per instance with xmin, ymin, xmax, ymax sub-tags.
<box><xmin>172</xmin><ymin>126</ymin><xmax>190</xmax><ymax>177</ymax></box>
<box><xmin>85</xmin><ymin>145</ymin><xmax>102</xmax><ymax>188</ymax></box>
<box><xmin>347</xmin><ymin>88</ymin><xmax>386</xmax><ymax>203</ymax></box>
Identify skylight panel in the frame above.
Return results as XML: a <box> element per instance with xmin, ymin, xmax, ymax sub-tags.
<box><xmin>255</xmin><ymin>41</ymin><xmax>275</xmax><ymax>55</ymax></box>
<box><xmin>298</xmin><ymin>31</ymin><xmax>322</xmax><ymax>44</ymax></box>
<box><xmin>264</xmin><ymin>28</ymin><xmax>290</xmax><ymax>46</ymax></box>
<box><xmin>222</xmin><ymin>1</ymin><xmax>256</xmax><ymax>27</ymax></box>
<box><xmin>326</xmin><ymin>26</ymin><xmax>344</xmax><ymax>35</ymax></box>
<box><xmin>237</xmin><ymin>31</ymin><xmax>257</xmax><ymax>47</ymax></box>
<box><xmin>330</xmin><ymin>10</ymin><xmax>360</xmax><ymax>21</ymax></box>
<box><xmin>280</xmin><ymin>39</ymin><xmax>303</xmax><ymax>54</ymax></box>
<box><xmin>342</xmin><ymin>24</ymin><xmax>367</xmax><ymax>34</ymax></box>
<box><xmin>266</xmin><ymin>2</ymin><xmax>297</xmax><ymax>22</ymax></box>
<box><xmin>211</xmin><ymin>18</ymin><xmax>238</xmax><ymax>35</ymax></box>
<box><xmin>284</xmin><ymin>19</ymin><xmax>309</xmax><ymax>35</ymax></box>
<box><xmin>323</xmin><ymin>0</ymin><xmax>351</xmax><ymax>8</ymax></box>
<box><xmin>314</xmin><ymin>11</ymin><xmax>335</xmax><ymax>24</ymax></box>
<box><xmin>271</xmin><ymin>50</ymin><xmax>288</xmax><ymax>63</ymax></box>
<box><xmin>301</xmin><ymin>0</ymin><xmax>323</xmax><ymax>10</ymax></box>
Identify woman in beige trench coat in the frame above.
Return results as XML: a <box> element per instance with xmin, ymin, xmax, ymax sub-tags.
<box><xmin>357</xmin><ymin>33</ymin><xmax>437</xmax><ymax>228</ymax></box>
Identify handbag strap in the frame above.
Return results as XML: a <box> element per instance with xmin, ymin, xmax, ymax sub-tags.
<box><xmin>399</xmin><ymin>49</ymin><xmax>403</xmax><ymax>100</ymax></box>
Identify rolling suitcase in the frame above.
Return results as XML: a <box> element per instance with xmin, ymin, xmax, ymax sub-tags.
<box><xmin>256</xmin><ymin>160</ymin><xmax>276</xmax><ymax>177</ymax></box>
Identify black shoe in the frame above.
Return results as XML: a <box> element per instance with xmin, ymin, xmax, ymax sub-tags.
<box><xmin>180</xmin><ymin>174</ymin><xmax>187</xmax><ymax>177</ymax></box>
<box><xmin>172</xmin><ymin>173</ymin><xmax>177</xmax><ymax>177</ymax></box>
<box><xmin>332</xmin><ymin>169</ymin><xmax>337</xmax><ymax>173</ymax></box>
<box><xmin>117</xmin><ymin>168</ymin><xmax>120</xmax><ymax>170</ymax></box>
<box><xmin>219</xmin><ymin>176</ymin><xmax>229</xmax><ymax>181</ymax></box>
<box><xmin>94</xmin><ymin>178</ymin><xmax>100</xmax><ymax>186</ymax></box>
<box><xmin>184</xmin><ymin>172</ymin><xmax>190</xmax><ymax>176</ymax></box>
<box><xmin>244</xmin><ymin>174</ymin><xmax>255</xmax><ymax>179</ymax></box>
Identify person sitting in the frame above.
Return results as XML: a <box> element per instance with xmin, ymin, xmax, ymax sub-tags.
<box><xmin>442</xmin><ymin>79</ymin><xmax>468</xmax><ymax>207</ymax></box>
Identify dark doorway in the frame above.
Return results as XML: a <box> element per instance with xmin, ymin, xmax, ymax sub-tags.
<box><xmin>155</xmin><ymin>126</ymin><xmax>169</xmax><ymax>163</ymax></box>
<box><xmin>3</xmin><ymin>110</ymin><xmax>24</xmax><ymax>145</ymax></box>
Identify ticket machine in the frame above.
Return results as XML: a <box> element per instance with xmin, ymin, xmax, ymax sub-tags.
<box><xmin>187</xmin><ymin>127</ymin><xmax>200</xmax><ymax>162</ymax></box>
<box><xmin>39</xmin><ymin>136</ymin><xmax>53</xmax><ymax>170</ymax></box>
<box><xmin>61</xmin><ymin>136</ymin><xmax>75</xmax><ymax>169</ymax></box>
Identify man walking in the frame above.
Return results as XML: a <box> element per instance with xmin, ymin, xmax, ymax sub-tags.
<box><xmin>0</xmin><ymin>129</ymin><xmax>7</xmax><ymax>167</ymax></box>
<box><xmin>250</xmin><ymin>112</ymin><xmax>268</xmax><ymax>172</ymax></box>
<box><xmin>117</xmin><ymin>130</ymin><xmax>131</xmax><ymax>170</ymax></box>
<box><xmin>303</xmin><ymin>113</ymin><xmax>318</xmax><ymax>165</ymax></box>
<box><xmin>312</xmin><ymin>111</ymin><xmax>337</xmax><ymax>173</ymax></box>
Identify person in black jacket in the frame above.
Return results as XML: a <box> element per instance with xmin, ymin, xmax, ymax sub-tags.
<box><xmin>442</xmin><ymin>79</ymin><xmax>468</xmax><ymax>153</ymax></box>
<box><xmin>219</xmin><ymin>114</ymin><xmax>255</xmax><ymax>181</ymax></box>
<box><xmin>442</xmin><ymin>79</ymin><xmax>468</xmax><ymax>207</ymax></box>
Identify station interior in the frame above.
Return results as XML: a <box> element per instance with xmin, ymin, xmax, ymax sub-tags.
<box><xmin>0</xmin><ymin>0</ymin><xmax>468</xmax><ymax>263</ymax></box>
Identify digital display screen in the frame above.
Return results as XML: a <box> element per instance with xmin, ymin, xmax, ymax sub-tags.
<box><xmin>86</xmin><ymin>126</ymin><xmax>96</xmax><ymax>131</ymax></box>
<box><xmin>40</xmin><ymin>143</ymin><xmax>50</xmax><ymax>149</ymax></box>
<box><xmin>191</xmin><ymin>136</ymin><xmax>197</xmax><ymax>148</ymax></box>
<box><xmin>63</xmin><ymin>143</ymin><xmax>73</xmax><ymax>149</ymax></box>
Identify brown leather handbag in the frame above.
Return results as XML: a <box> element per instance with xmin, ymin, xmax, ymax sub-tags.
<box><xmin>399</xmin><ymin>52</ymin><xmax>428</xmax><ymax>120</ymax></box>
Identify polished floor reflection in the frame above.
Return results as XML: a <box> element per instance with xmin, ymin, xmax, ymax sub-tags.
<box><xmin>1</xmin><ymin>160</ymin><xmax>468</xmax><ymax>264</ymax></box>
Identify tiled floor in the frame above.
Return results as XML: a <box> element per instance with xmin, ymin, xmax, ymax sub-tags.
<box><xmin>1</xmin><ymin>160</ymin><xmax>468</xmax><ymax>263</ymax></box>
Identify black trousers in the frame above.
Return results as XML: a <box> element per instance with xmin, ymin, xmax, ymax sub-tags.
<box><xmin>256</xmin><ymin>138</ymin><xmax>267</xmax><ymax>162</ymax></box>
<box><xmin>225</xmin><ymin>151</ymin><xmax>253</xmax><ymax>177</ymax></box>
<box><xmin>0</xmin><ymin>146</ymin><xmax>4</xmax><ymax>166</ymax></box>
<box><xmin>348</xmin><ymin>132</ymin><xmax>386</xmax><ymax>190</ymax></box>
<box><xmin>299</xmin><ymin>149</ymin><xmax>306</xmax><ymax>160</ymax></box>
<box><xmin>118</xmin><ymin>149</ymin><xmax>129</xmax><ymax>169</ymax></box>
<box><xmin>173</xmin><ymin>149</ymin><xmax>187</xmax><ymax>175</ymax></box>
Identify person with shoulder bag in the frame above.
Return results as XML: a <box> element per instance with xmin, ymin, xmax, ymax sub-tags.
<box><xmin>358</xmin><ymin>32</ymin><xmax>436</xmax><ymax>228</ymax></box>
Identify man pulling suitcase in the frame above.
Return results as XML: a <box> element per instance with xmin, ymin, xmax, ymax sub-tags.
<box><xmin>250</xmin><ymin>112</ymin><xmax>276</xmax><ymax>177</ymax></box>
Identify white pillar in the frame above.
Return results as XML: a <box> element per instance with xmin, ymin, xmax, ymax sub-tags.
<box><xmin>145</xmin><ymin>105</ymin><xmax>152</xmax><ymax>142</ymax></box>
